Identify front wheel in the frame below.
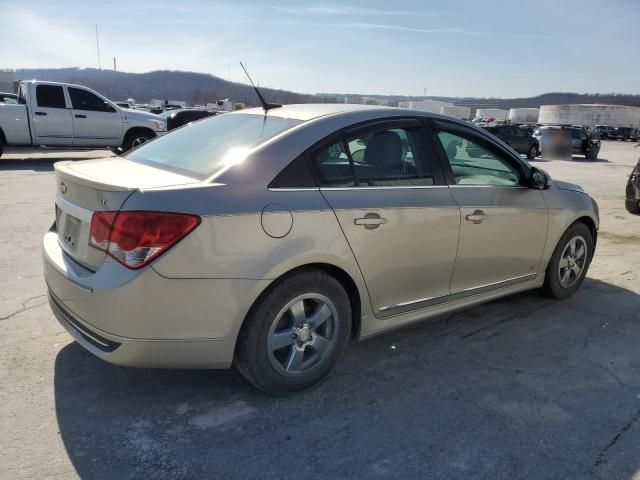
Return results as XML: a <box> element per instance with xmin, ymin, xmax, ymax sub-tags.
<box><xmin>542</xmin><ymin>222</ymin><xmax>593</xmax><ymax>299</ymax></box>
<box><xmin>526</xmin><ymin>144</ymin><xmax>538</xmax><ymax>160</ymax></box>
<box><xmin>121</xmin><ymin>130</ymin><xmax>154</xmax><ymax>153</ymax></box>
<box><xmin>235</xmin><ymin>270</ymin><xmax>352</xmax><ymax>395</ymax></box>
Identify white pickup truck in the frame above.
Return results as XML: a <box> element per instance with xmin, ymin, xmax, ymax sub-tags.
<box><xmin>0</xmin><ymin>80</ymin><xmax>167</xmax><ymax>158</ymax></box>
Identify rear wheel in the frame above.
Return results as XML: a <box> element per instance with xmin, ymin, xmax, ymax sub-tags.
<box><xmin>542</xmin><ymin>222</ymin><xmax>593</xmax><ymax>299</ymax></box>
<box><xmin>235</xmin><ymin>269</ymin><xmax>351</xmax><ymax>395</ymax></box>
<box><xmin>121</xmin><ymin>130</ymin><xmax>154</xmax><ymax>153</ymax></box>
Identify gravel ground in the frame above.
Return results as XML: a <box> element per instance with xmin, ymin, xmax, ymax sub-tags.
<box><xmin>0</xmin><ymin>142</ymin><xmax>639</xmax><ymax>480</ymax></box>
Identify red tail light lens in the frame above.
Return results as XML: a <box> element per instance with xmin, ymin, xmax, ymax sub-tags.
<box><xmin>89</xmin><ymin>211</ymin><xmax>200</xmax><ymax>269</ymax></box>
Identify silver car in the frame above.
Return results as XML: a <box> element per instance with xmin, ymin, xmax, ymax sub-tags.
<box><xmin>43</xmin><ymin>104</ymin><xmax>599</xmax><ymax>394</ymax></box>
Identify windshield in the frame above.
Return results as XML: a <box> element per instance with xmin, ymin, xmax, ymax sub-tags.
<box><xmin>125</xmin><ymin>113</ymin><xmax>302</xmax><ymax>178</ymax></box>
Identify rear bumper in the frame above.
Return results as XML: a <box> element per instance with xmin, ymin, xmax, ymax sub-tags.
<box><xmin>48</xmin><ymin>289</ymin><xmax>234</xmax><ymax>368</ymax></box>
<box><xmin>42</xmin><ymin>229</ymin><xmax>270</xmax><ymax>369</ymax></box>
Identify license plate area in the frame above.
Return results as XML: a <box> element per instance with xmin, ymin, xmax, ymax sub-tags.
<box><xmin>63</xmin><ymin>215</ymin><xmax>81</xmax><ymax>249</ymax></box>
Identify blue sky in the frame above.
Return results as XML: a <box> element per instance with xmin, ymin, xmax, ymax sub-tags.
<box><xmin>1</xmin><ymin>0</ymin><xmax>639</xmax><ymax>97</ymax></box>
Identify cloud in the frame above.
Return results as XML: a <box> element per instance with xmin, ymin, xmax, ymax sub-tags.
<box><xmin>273</xmin><ymin>5</ymin><xmax>432</xmax><ymax>16</ymax></box>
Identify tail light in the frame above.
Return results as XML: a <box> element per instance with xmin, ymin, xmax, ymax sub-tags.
<box><xmin>89</xmin><ymin>211</ymin><xmax>201</xmax><ymax>269</ymax></box>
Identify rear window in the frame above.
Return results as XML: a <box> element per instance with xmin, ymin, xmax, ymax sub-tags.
<box><xmin>125</xmin><ymin>113</ymin><xmax>302</xmax><ymax>178</ymax></box>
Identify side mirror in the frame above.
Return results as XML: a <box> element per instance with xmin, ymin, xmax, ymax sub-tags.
<box><xmin>529</xmin><ymin>167</ymin><xmax>550</xmax><ymax>190</ymax></box>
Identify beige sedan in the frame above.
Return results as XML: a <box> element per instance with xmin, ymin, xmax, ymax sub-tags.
<box><xmin>43</xmin><ymin>104</ymin><xmax>598</xmax><ymax>394</ymax></box>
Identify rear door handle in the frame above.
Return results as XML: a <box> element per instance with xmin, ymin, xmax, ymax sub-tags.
<box><xmin>354</xmin><ymin>213</ymin><xmax>387</xmax><ymax>230</ymax></box>
<box><xmin>465</xmin><ymin>210</ymin><xmax>489</xmax><ymax>224</ymax></box>
<box><xmin>74</xmin><ymin>114</ymin><xmax>87</xmax><ymax>118</ymax></box>
<box><xmin>35</xmin><ymin>111</ymin><xmax>47</xmax><ymax>116</ymax></box>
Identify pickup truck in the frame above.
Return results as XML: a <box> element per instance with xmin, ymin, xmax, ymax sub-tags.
<box><xmin>0</xmin><ymin>80</ymin><xmax>167</xmax><ymax>158</ymax></box>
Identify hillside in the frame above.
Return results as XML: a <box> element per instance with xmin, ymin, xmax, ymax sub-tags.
<box><xmin>14</xmin><ymin>68</ymin><xmax>640</xmax><ymax>109</ymax></box>
<box><xmin>16</xmin><ymin>68</ymin><xmax>338</xmax><ymax>106</ymax></box>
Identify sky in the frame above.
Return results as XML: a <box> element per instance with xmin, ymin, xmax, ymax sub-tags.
<box><xmin>1</xmin><ymin>0</ymin><xmax>639</xmax><ymax>98</ymax></box>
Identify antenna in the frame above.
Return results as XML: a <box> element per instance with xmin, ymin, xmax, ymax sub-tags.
<box><xmin>239</xmin><ymin>62</ymin><xmax>281</xmax><ymax>112</ymax></box>
<box><xmin>95</xmin><ymin>25</ymin><xmax>101</xmax><ymax>70</ymax></box>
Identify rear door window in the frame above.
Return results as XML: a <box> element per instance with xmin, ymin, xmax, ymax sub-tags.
<box><xmin>35</xmin><ymin>85</ymin><xmax>66</xmax><ymax>109</ymax></box>
<box><xmin>311</xmin><ymin>125</ymin><xmax>434</xmax><ymax>187</ymax></box>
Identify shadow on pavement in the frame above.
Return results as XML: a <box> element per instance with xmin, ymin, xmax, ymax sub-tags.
<box><xmin>0</xmin><ymin>159</ymin><xmax>56</xmax><ymax>172</ymax></box>
<box><xmin>54</xmin><ymin>278</ymin><xmax>640</xmax><ymax>479</ymax></box>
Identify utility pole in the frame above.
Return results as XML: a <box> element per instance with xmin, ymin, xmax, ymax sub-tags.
<box><xmin>423</xmin><ymin>87</ymin><xmax>427</xmax><ymax>99</ymax></box>
<box><xmin>113</xmin><ymin>57</ymin><xmax>117</xmax><ymax>72</ymax></box>
<box><xmin>95</xmin><ymin>25</ymin><xmax>101</xmax><ymax>70</ymax></box>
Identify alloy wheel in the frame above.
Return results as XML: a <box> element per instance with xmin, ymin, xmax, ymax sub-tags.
<box><xmin>132</xmin><ymin>137</ymin><xmax>149</xmax><ymax>148</ymax></box>
<box><xmin>267</xmin><ymin>294</ymin><xmax>338</xmax><ymax>376</ymax></box>
<box><xmin>557</xmin><ymin>235</ymin><xmax>588</xmax><ymax>288</ymax></box>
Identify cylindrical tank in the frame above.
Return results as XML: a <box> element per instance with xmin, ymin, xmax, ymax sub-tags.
<box><xmin>538</xmin><ymin>104</ymin><xmax>640</xmax><ymax>128</ymax></box>
<box><xmin>509</xmin><ymin>108</ymin><xmax>540</xmax><ymax>123</ymax></box>
<box><xmin>475</xmin><ymin>108</ymin><xmax>508</xmax><ymax>120</ymax></box>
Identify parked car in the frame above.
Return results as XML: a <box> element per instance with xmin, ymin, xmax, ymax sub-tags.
<box><xmin>0</xmin><ymin>92</ymin><xmax>18</xmax><ymax>104</ymax></box>
<box><xmin>482</xmin><ymin>124</ymin><xmax>539</xmax><ymax>159</ymax></box>
<box><xmin>609</xmin><ymin>127</ymin><xmax>634</xmax><ymax>141</ymax></box>
<box><xmin>631</xmin><ymin>129</ymin><xmax>640</xmax><ymax>142</ymax></box>
<box><xmin>43</xmin><ymin>104</ymin><xmax>599</xmax><ymax>395</ymax></box>
<box><xmin>0</xmin><ymin>80</ymin><xmax>167</xmax><ymax>158</ymax></box>
<box><xmin>534</xmin><ymin>125</ymin><xmax>600</xmax><ymax>160</ymax></box>
<box><xmin>595</xmin><ymin>125</ymin><xmax>616</xmax><ymax>139</ymax></box>
<box><xmin>161</xmin><ymin>108</ymin><xmax>216</xmax><ymax>131</ymax></box>
<box><xmin>626</xmin><ymin>156</ymin><xmax>640</xmax><ymax>214</ymax></box>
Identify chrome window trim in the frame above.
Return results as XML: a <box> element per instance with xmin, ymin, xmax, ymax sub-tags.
<box><xmin>268</xmin><ymin>185</ymin><xmax>449</xmax><ymax>191</ymax></box>
<box><xmin>448</xmin><ymin>185</ymin><xmax>528</xmax><ymax>189</ymax></box>
<box><xmin>320</xmin><ymin>185</ymin><xmax>448</xmax><ymax>191</ymax></box>
<box><xmin>267</xmin><ymin>187</ymin><xmax>320</xmax><ymax>192</ymax></box>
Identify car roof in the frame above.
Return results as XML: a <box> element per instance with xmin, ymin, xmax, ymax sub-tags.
<box><xmin>237</xmin><ymin>103</ymin><xmax>420</xmax><ymax>121</ymax></box>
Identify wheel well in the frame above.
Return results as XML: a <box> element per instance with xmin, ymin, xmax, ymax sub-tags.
<box><xmin>241</xmin><ymin>263</ymin><xmax>363</xmax><ymax>342</ymax></box>
<box><xmin>575</xmin><ymin>216</ymin><xmax>597</xmax><ymax>246</ymax></box>
<box><xmin>123</xmin><ymin>126</ymin><xmax>155</xmax><ymax>142</ymax></box>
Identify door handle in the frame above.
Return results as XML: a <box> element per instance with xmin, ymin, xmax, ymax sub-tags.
<box><xmin>354</xmin><ymin>213</ymin><xmax>387</xmax><ymax>230</ymax></box>
<box><xmin>35</xmin><ymin>111</ymin><xmax>47</xmax><ymax>116</ymax></box>
<box><xmin>465</xmin><ymin>210</ymin><xmax>488</xmax><ymax>224</ymax></box>
<box><xmin>74</xmin><ymin>114</ymin><xmax>87</xmax><ymax>118</ymax></box>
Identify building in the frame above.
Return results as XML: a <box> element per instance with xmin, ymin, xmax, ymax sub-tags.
<box><xmin>0</xmin><ymin>70</ymin><xmax>16</xmax><ymax>93</ymax></box>
<box><xmin>476</xmin><ymin>108</ymin><xmax>509</xmax><ymax>121</ymax></box>
<box><xmin>398</xmin><ymin>99</ymin><xmax>451</xmax><ymax>113</ymax></box>
<box><xmin>440</xmin><ymin>105</ymin><xmax>471</xmax><ymax>118</ymax></box>
<box><xmin>538</xmin><ymin>104</ymin><xmax>640</xmax><ymax>128</ymax></box>
<box><xmin>508</xmin><ymin>108</ymin><xmax>540</xmax><ymax>124</ymax></box>
<box><xmin>345</xmin><ymin>96</ymin><xmax>388</xmax><ymax>106</ymax></box>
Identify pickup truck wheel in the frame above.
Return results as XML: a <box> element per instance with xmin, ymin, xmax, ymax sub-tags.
<box><xmin>121</xmin><ymin>131</ymin><xmax>154</xmax><ymax>153</ymax></box>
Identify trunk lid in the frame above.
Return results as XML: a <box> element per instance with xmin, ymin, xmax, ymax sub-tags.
<box><xmin>54</xmin><ymin>158</ymin><xmax>199</xmax><ymax>271</ymax></box>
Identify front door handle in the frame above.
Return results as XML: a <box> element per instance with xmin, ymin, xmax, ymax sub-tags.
<box><xmin>74</xmin><ymin>114</ymin><xmax>87</xmax><ymax>118</ymax></box>
<box><xmin>35</xmin><ymin>111</ymin><xmax>47</xmax><ymax>116</ymax></box>
<box><xmin>354</xmin><ymin>213</ymin><xmax>387</xmax><ymax>230</ymax></box>
<box><xmin>465</xmin><ymin>210</ymin><xmax>488</xmax><ymax>224</ymax></box>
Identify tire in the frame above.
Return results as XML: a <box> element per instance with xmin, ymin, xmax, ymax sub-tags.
<box><xmin>235</xmin><ymin>269</ymin><xmax>352</xmax><ymax>395</ymax></box>
<box><xmin>526</xmin><ymin>144</ymin><xmax>538</xmax><ymax>160</ymax></box>
<box><xmin>110</xmin><ymin>147</ymin><xmax>122</xmax><ymax>156</ymax></box>
<box><xmin>542</xmin><ymin>222</ymin><xmax>594</xmax><ymax>299</ymax></box>
<box><xmin>121</xmin><ymin>130</ymin><xmax>154</xmax><ymax>153</ymax></box>
<box><xmin>626</xmin><ymin>199</ymin><xmax>640</xmax><ymax>215</ymax></box>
